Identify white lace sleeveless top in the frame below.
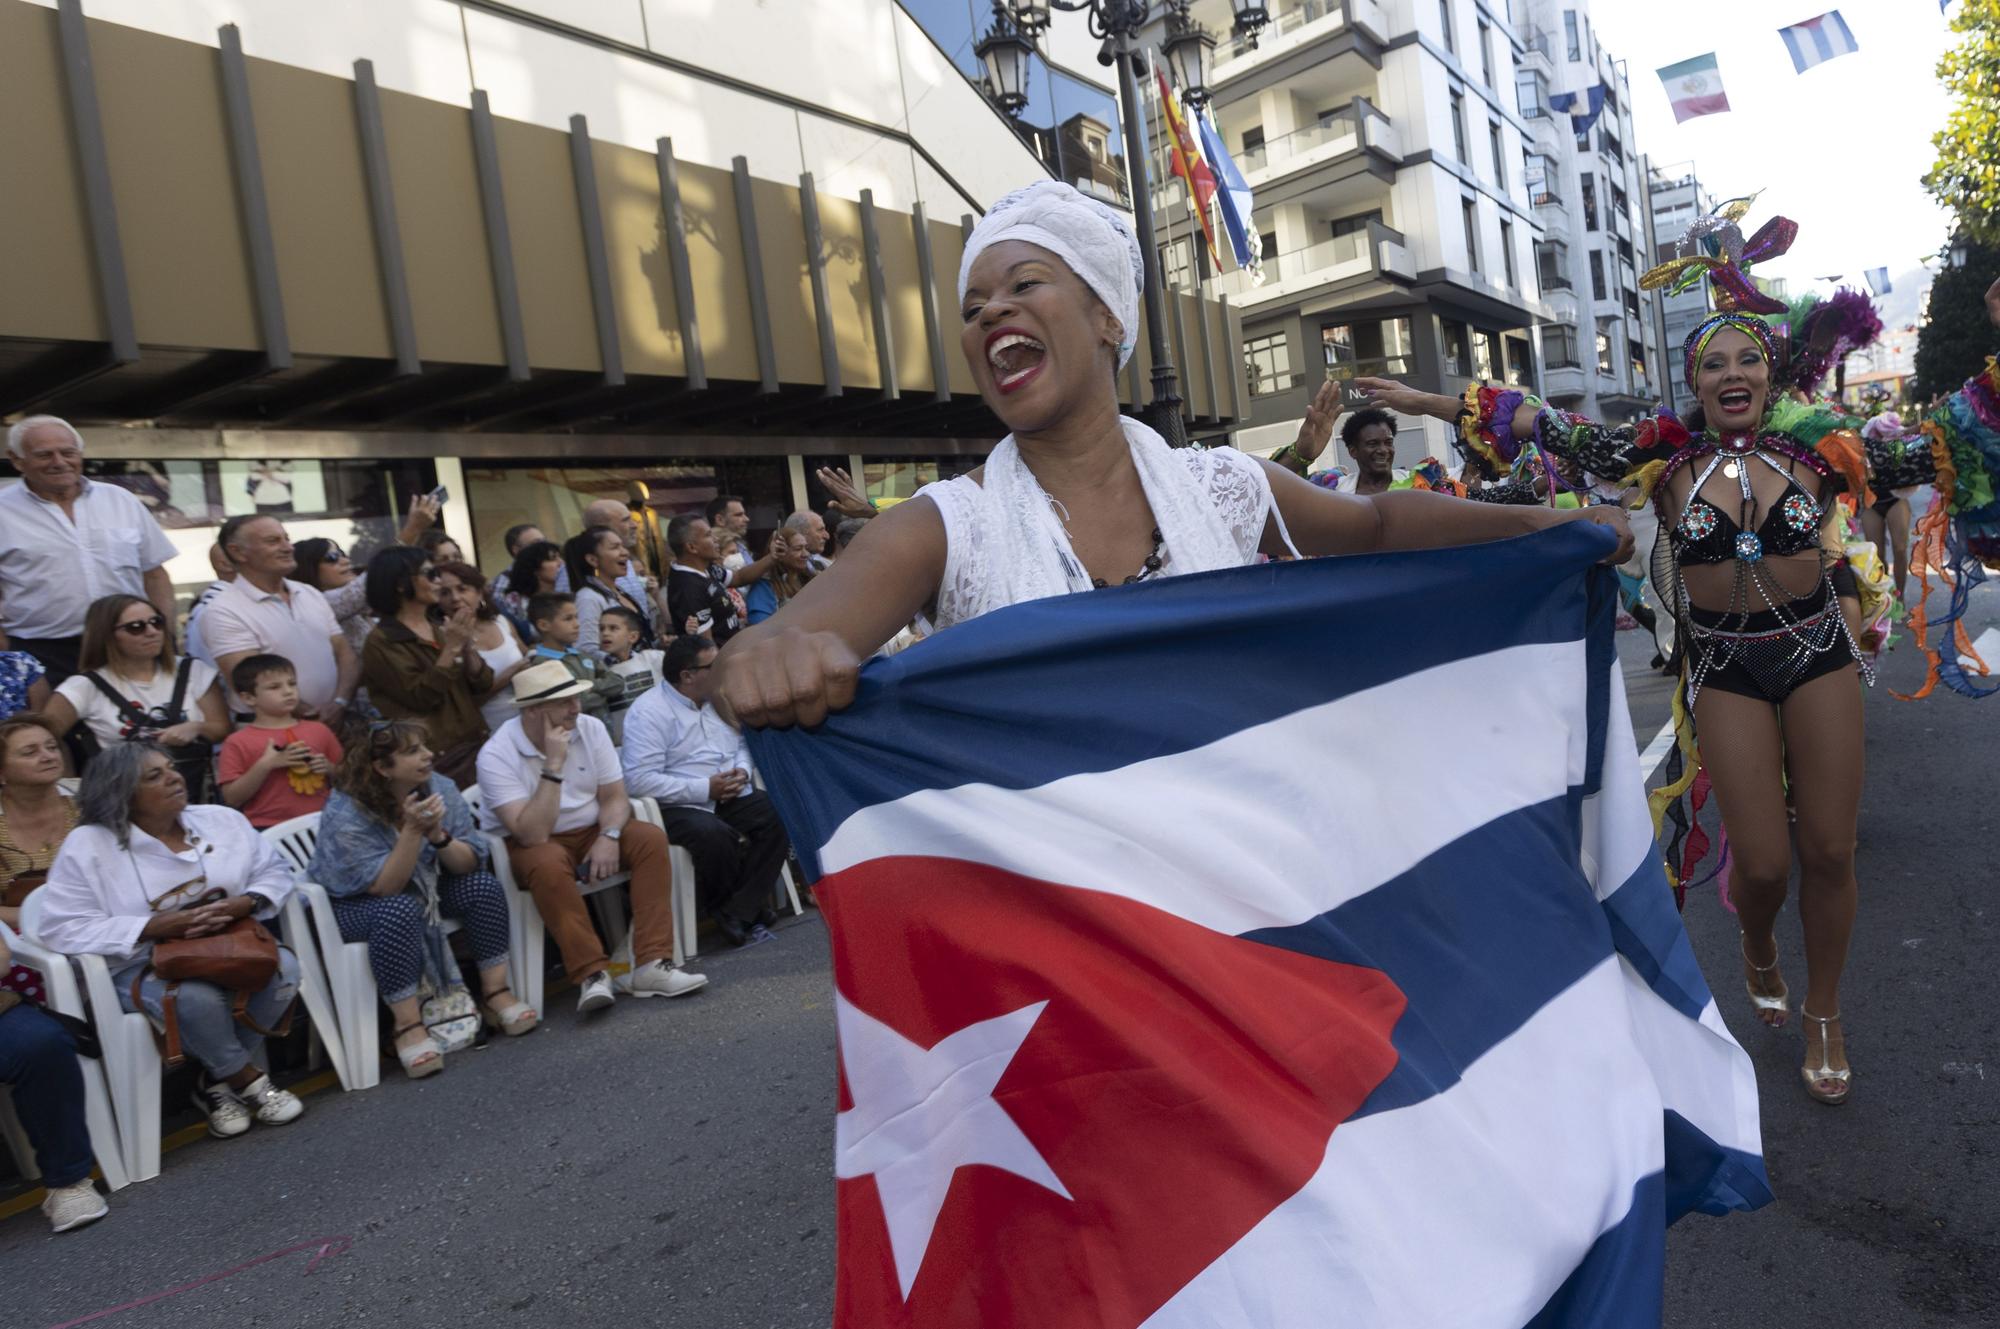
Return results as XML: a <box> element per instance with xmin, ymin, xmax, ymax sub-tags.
<box><xmin>916</xmin><ymin>445</ymin><xmax>1277</xmax><ymax>630</ymax></box>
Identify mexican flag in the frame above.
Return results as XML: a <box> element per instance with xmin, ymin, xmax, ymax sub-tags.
<box><xmin>1656</xmin><ymin>53</ymin><xmax>1730</xmax><ymax>124</ymax></box>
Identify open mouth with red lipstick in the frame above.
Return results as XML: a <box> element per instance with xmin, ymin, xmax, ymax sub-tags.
<box><xmin>986</xmin><ymin>327</ymin><xmax>1047</xmax><ymax>394</ymax></box>
<box><xmin>1716</xmin><ymin>388</ymin><xmax>1754</xmax><ymax>415</ymax></box>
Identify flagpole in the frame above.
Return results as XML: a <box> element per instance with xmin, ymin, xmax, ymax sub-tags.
<box><xmin>1111</xmin><ymin>34</ymin><xmax>1187</xmax><ymax>447</ymax></box>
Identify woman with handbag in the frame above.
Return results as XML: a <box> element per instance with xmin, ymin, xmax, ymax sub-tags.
<box><xmin>43</xmin><ymin>595</ymin><xmax>229</xmax><ymax>799</ymax></box>
<box><xmin>309</xmin><ymin>719</ymin><xmax>536</xmax><ymax>1079</ymax></box>
<box><xmin>34</xmin><ymin>742</ymin><xmax>306</xmax><ymax>1139</ymax></box>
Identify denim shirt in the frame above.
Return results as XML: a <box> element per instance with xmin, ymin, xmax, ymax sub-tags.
<box><xmin>308</xmin><ymin>774</ymin><xmax>487</xmax><ymax>900</ymax></box>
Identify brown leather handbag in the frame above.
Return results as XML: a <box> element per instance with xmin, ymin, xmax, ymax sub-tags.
<box><xmin>133</xmin><ymin>916</ymin><xmax>293</xmax><ymax>1068</ymax></box>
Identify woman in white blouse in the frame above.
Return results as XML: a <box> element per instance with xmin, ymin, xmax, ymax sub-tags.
<box><xmin>44</xmin><ymin>596</ymin><xmax>229</xmax><ymax>795</ymax></box>
<box><xmin>35</xmin><ymin>743</ymin><xmax>307</xmax><ymax>1139</ymax></box>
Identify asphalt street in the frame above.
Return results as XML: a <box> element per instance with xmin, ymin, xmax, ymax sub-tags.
<box><xmin>3</xmin><ymin>573</ymin><xmax>1995</xmax><ymax>1328</ymax></box>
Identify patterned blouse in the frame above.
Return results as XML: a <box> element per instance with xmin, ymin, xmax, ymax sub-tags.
<box><xmin>0</xmin><ymin>651</ymin><xmax>46</xmax><ymax>720</ymax></box>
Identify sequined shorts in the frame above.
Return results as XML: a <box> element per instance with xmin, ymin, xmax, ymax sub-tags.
<box><xmin>1686</xmin><ymin>593</ymin><xmax>1859</xmax><ymax>705</ymax></box>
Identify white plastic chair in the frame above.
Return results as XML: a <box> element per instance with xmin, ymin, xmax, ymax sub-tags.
<box><xmin>263</xmin><ymin>815</ymin><xmax>377</xmax><ymax>1091</ymax></box>
<box><xmin>466</xmin><ymin>786</ymin><xmax>632</xmax><ymax>1014</ymax></box>
<box><xmin>0</xmin><ymin>921</ymin><xmax>131</xmax><ymax>1192</ymax></box>
<box><xmin>631</xmin><ymin>797</ymin><xmax>700</xmax><ymax>964</ymax></box>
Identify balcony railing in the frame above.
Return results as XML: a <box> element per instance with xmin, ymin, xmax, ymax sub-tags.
<box><xmin>1226</xmin><ymin>0</ymin><xmax>1341</xmax><ymax>58</ymax></box>
<box><xmin>1240</xmin><ymin>111</ymin><xmax>1359</xmax><ymax>174</ymax></box>
<box><xmin>1521</xmin><ymin>26</ymin><xmax>1554</xmax><ymax>60</ymax></box>
<box><xmin>1540</xmin><ymin>269</ymin><xmax>1572</xmax><ymax>291</ymax></box>
<box><xmin>1210</xmin><ymin>219</ymin><xmax>1411</xmax><ymax>302</ymax></box>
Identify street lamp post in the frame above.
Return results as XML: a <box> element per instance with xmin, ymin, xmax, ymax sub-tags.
<box><xmin>977</xmin><ymin>0</ymin><xmax>1269</xmax><ymax>446</ymax></box>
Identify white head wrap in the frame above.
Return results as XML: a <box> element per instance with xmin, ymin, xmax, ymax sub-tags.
<box><xmin>958</xmin><ymin>180</ymin><xmax>1145</xmax><ymax>368</ymax></box>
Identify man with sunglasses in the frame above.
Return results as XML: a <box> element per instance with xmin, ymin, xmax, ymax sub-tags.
<box><xmin>0</xmin><ymin>416</ymin><xmax>178</xmax><ymax>683</ymax></box>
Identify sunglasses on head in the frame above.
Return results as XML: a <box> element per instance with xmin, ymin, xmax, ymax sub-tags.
<box><xmin>117</xmin><ymin>615</ymin><xmax>167</xmax><ymax>635</ymax></box>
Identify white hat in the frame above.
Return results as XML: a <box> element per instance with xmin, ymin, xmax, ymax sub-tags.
<box><xmin>959</xmin><ymin>180</ymin><xmax>1144</xmax><ymax>368</ymax></box>
<box><xmin>508</xmin><ymin>659</ymin><xmax>593</xmax><ymax>706</ymax></box>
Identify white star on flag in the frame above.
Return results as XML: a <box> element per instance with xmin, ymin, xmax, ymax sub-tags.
<box><xmin>834</xmin><ymin>992</ymin><xmax>1072</xmax><ymax>1299</ymax></box>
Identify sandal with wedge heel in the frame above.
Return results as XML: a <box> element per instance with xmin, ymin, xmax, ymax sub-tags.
<box><xmin>394</xmin><ymin>1021</ymin><xmax>444</xmax><ymax>1079</ymax></box>
<box><xmin>1740</xmin><ymin>933</ymin><xmax>1790</xmax><ymax>1028</ymax></box>
<box><xmin>481</xmin><ymin>987</ymin><xmax>539</xmax><ymax>1037</ymax></box>
<box><xmin>1800</xmin><ymin>1009</ymin><xmax>1851</xmax><ymax>1105</ymax></box>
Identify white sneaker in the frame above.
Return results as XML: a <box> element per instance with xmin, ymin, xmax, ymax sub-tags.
<box><xmin>192</xmin><ymin>1081</ymin><xmax>252</xmax><ymax>1138</ymax></box>
<box><xmin>621</xmin><ymin>959</ymin><xmax>709</xmax><ymax>999</ymax></box>
<box><xmin>238</xmin><ymin>1074</ymin><xmax>304</xmax><ymax>1126</ymax></box>
<box><xmin>41</xmin><ymin>1180</ymin><xmax>109</xmax><ymax>1233</ymax></box>
<box><xmin>577</xmin><ymin>970</ymin><xmax>617</xmax><ymax>1013</ymax></box>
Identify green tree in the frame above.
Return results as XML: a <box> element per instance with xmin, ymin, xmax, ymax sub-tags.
<box><xmin>1914</xmin><ymin>240</ymin><xmax>2000</xmax><ymax>401</ymax></box>
<box><xmin>1923</xmin><ymin>0</ymin><xmax>2000</xmax><ymax>244</ymax></box>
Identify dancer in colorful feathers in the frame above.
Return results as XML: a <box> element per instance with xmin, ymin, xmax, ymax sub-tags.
<box><xmin>1353</xmin><ymin>201</ymin><xmax>2000</xmax><ymax>1109</ymax></box>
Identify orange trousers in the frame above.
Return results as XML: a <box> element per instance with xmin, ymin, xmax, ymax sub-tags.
<box><xmin>503</xmin><ymin>821</ymin><xmax>675</xmax><ymax>980</ymax></box>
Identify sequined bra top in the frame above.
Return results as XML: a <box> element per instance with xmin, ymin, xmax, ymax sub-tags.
<box><xmin>1670</xmin><ymin>446</ymin><xmax>1827</xmax><ymax>566</ymax></box>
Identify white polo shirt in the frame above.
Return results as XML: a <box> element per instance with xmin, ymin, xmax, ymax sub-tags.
<box><xmin>0</xmin><ymin>478</ymin><xmax>178</xmax><ymax>639</ymax></box>
<box><xmin>196</xmin><ymin>576</ymin><xmax>342</xmax><ymax>711</ymax></box>
<box><xmin>475</xmin><ymin>712</ymin><xmax>623</xmax><ymax>836</ymax></box>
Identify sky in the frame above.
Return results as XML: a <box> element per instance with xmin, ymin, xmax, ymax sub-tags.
<box><xmin>1587</xmin><ymin>0</ymin><xmax>1964</xmax><ymax>326</ymax></box>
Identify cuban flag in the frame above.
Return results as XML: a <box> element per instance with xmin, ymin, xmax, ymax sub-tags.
<box><xmin>1779</xmin><ymin>10</ymin><xmax>1859</xmax><ymax>73</ymax></box>
<box><xmin>748</xmin><ymin>523</ymin><xmax>1771</xmax><ymax>1328</ymax></box>
<box><xmin>1865</xmin><ymin>267</ymin><xmax>1893</xmax><ymax>296</ymax></box>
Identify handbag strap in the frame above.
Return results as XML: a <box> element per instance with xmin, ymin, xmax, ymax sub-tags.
<box><xmin>129</xmin><ymin>963</ymin><xmax>294</xmax><ymax>1066</ymax></box>
<box><xmin>84</xmin><ymin>670</ymin><xmax>158</xmax><ymax>734</ymax></box>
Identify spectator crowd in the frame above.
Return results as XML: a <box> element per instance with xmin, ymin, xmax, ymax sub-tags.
<box><xmin>0</xmin><ymin>416</ymin><xmax>888</xmax><ymax>1234</ymax></box>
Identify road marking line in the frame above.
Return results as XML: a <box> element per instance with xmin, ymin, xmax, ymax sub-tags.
<box><xmin>42</xmin><ymin>1234</ymin><xmax>351</xmax><ymax>1328</ymax></box>
<box><xmin>1638</xmin><ymin>713</ymin><xmax>1679</xmax><ymax>781</ymax></box>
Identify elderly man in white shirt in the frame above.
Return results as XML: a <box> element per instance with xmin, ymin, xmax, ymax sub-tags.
<box><xmin>622</xmin><ymin>635</ymin><xmax>791</xmax><ymax>949</ymax></box>
<box><xmin>0</xmin><ymin>416</ymin><xmax>178</xmax><ymax>681</ymax></box>
<box><xmin>200</xmin><ymin>513</ymin><xmax>359</xmax><ymax>727</ymax></box>
<box><xmin>34</xmin><ymin>742</ymin><xmax>306</xmax><ymax>1138</ymax></box>
<box><xmin>474</xmin><ymin>660</ymin><xmax>705</xmax><ymax>1012</ymax></box>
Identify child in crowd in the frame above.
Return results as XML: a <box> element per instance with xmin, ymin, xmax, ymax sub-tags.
<box><xmin>215</xmin><ymin>653</ymin><xmax>343</xmax><ymax>828</ymax></box>
<box><xmin>598</xmin><ymin>605</ymin><xmax>665</xmax><ymax>742</ymax></box>
<box><xmin>527</xmin><ymin>592</ymin><xmax>608</xmax><ymax>721</ymax></box>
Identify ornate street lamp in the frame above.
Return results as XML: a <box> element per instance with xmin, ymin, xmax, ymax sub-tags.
<box><xmin>1162</xmin><ymin>7</ymin><xmax>1217</xmax><ymax>107</ymax></box>
<box><xmin>975</xmin><ymin>3</ymin><xmax>1037</xmax><ymax>117</ymax></box>
<box><xmin>1948</xmin><ymin>234</ymin><xmax>1970</xmax><ymax>270</ymax></box>
<box><xmin>1226</xmin><ymin>0</ymin><xmax>1271</xmax><ymax>48</ymax></box>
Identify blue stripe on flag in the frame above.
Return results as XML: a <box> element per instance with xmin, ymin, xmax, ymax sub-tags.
<box><xmin>1242</xmin><ymin>796</ymin><xmax>1607</xmax><ymax>1120</ymax></box>
<box><xmin>1810</xmin><ymin>16</ymin><xmax>1835</xmax><ymax>60</ymax></box>
<box><xmin>749</xmin><ymin>524</ymin><xmax>1618</xmax><ymax>871</ymax></box>
<box><xmin>1521</xmin><ymin>1175</ymin><xmax>1666</xmax><ymax>1328</ymax></box>
<box><xmin>1662</xmin><ymin>1110</ymin><xmax>1773</xmax><ymax>1219</ymax></box>
<box><xmin>1601</xmin><ymin>853</ymin><xmax>1710</xmax><ymax>1021</ymax></box>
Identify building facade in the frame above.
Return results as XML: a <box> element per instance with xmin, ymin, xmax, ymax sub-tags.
<box><xmin>1644</xmin><ymin>165</ymin><xmax>1715</xmax><ymax>414</ymax></box>
<box><xmin>1517</xmin><ymin>0</ymin><xmax>1662</xmax><ymax>424</ymax></box>
<box><xmin>1148</xmin><ymin>0</ymin><xmax>1553</xmax><ymax>467</ymax></box>
<box><xmin>0</xmin><ymin>0</ymin><xmax>1244</xmax><ymax>604</ymax></box>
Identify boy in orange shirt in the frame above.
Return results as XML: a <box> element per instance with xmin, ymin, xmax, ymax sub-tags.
<box><xmin>216</xmin><ymin>653</ymin><xmax>343</xmax><ymax>828</ymax></box>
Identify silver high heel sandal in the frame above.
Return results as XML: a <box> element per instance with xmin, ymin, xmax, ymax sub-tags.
<box><xmin>1740</xmin><ymin>934</ymin><xmax>1789</xmax><ymax>1028</ymax></box>
<box><xmin>1799</xmin><ymin>1009</ymin><xmax>1851</xmax><ymax>1106</ymax></box>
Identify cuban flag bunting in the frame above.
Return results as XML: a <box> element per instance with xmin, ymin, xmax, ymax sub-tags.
<box><xmin>1656</xmin><ymin>53</ymin><xmax>1731</xmax><ymax>123</ymax></box>
<box><xmin>748</xmin><ymin>523</ymin><xmax>1772</xmax><ymax>1329</ymax></box>
<box><xmin>1865</xmin><ymin>267</ymin><xmax>1892</xmax><ymax>296</ymax></box>
<box><xmin>1779</xmin><ymin>10</ymin><xmax>1860</xmax><ymax>73</ymax></box>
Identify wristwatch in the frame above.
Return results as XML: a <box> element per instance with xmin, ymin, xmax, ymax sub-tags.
<box><xmin>602</xmin><ymin>826</ymin><xmax>622</xmax><ymax>841</ymax></box>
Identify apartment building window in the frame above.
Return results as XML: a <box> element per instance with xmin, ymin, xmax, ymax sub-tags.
<box><xmin>1477</xmin><ymin>18</ymin><xmax>1494</xmax><ymax>87</ymax></box>
<box><xmin>1462</xmin><ymin>198</ymin><xmax>1481</xmax><ymax>275</ymax></box>
<box><xmin>1589</xmin><ymin>250</ymin><xmax>1607</xmax><ymax>301</ymax></box>
<box><xmin>1610</xmin><ymin>183</ymin><xmax>1629</xmax><ymax>226</ymax></box>
<box><xmin>1244</xmin><ymin>331</ymin><xmax>1293</xmax><ymax>397</ymax></box>
<box><xmin>1441</xmin><ymin>321</ymin><xmax>1470</xmax><ymax>376</ymax></box>
<box><xmin>1500</xmin><ymin>219</ymin><xmax>1518</xmax><ymax>288</ymax></box>
<box><xmin>1474</xmin><ymin>331</ymin><xmax>1498</xmax><ymax>380</ymax></box>
<box><xmin>1526</xmin><ymin>152</ymin><xmax>1556</xmax><ymax>205</ymax></box>
<box><xmin>1537</xmin><ymin>238</ymin><xmax>1571</xmax><ymax>289</ymax></box>
<box><xmin>1488</xmin><ymin>122</ymin><xmax>1506</xmax><ymax>189</ymax></box>
<box><xmin>1624</xmin><ymin>286</ymin><xmax>1642</xmax><ymax>320</ymax></box>
<box><xmin>1450</xmin><ymin>88</ymin><xmax>1468</xmax><ymax>162</ymax></box>
<box><xmin>1516</xmin><ymin>70</ymin><xmax>1547</xmax><ymax>118</ymax></box>
<box><xmin>1323</xmin><ymin>317</ymin><xmax>1415</xmax><ymax>376</ymax></box>
<box><xmin>1545</xmin><ymin>325</ymin><xmax>1580</xmax><ymax>369</ymax></box>
<box><xmin>1241</xmin><ymin>125</ymin><xmax>1265</xmax><ymax>154</ymax></box>
<box><xmin>1259</xmin><ymin>230</ymin><xmax>1278</xmax><ymax>262</ymax></box>
<box><xmin>1564</xmin><ymin>9</ymin><xmax>1581</xmax><ymax>60</ymax></box>
<box><xmin>1629</xmin><ymin>339</ymin><xmax>1647</xmax><ymax>380</ymax></box>
<box><xmin>1581</xmin><ymin>173</ymin><xmax>1599</xmax><ymax>230</ymax></box>
<box><xmin>1596</xmin><ymin>323</ymin><xmax>1616</xmax><ymax>374</ymax></box>
<box><xmin>1440</xmin><ymin>0</ymin><xmax>1456</xmax><ymax>54</ymax></box>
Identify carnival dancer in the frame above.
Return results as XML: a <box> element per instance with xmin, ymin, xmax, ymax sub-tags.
<box><xmin>1859</xmin><ymin>411</ymin><xmax>1918</xmax><ymax>601</ymax></box>
<box><xmin>711</xmin><ymin>181</ymin><xmax>1629</xmax><ymax>728</ymax></box>
<box><xmin>1357</xmin><ymin>226</ymin><xmax>2000</xmax><ymax>1106</ymax></box>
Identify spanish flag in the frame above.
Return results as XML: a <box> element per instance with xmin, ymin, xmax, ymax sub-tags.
<box><xmin>1155</xmin><ymin>66</ymin><xmax>1221</xmax><ymax>269</ymax></box>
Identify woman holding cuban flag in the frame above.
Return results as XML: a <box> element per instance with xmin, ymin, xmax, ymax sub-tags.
<box><xmin>712</xmin><ymin>180</ymin><xmax>1630</xmax><ymax>727</ymax></box>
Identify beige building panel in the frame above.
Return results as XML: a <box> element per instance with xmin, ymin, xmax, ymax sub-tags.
<box><xmin>813</xmin><ymin>192</ymin><xmax>880</xmax><ymax>392</ymax></box>
<box><xmin>93</xmin><ymin>19</ymin><xmax>259</xmax><ymax>352</ymax></box>
<box><xmin>493</xmin><ymin>118</ymin><xmax>600</xmax><ymax>374</ymax></box>
<box><xmin>927</xmin><ymin>218</ymin><xmax>978</xmax><ymax>396</ymax></box>
<box><xmin>1174</xmin><ymin>291</ymin><xmax>1212</xmax><ymax>420</ymax></box>
<box><xmin>592</xmin><ymin>140</ymin><xmax>686</xmax><ymax>380</ymax></box>
<box><xmin>250</xmin><ymin>58</ymin><xmax>392</xmax><ymax>361</ymax></box>
<box><xmin>0</xmin><ymin>4</ymin><xmax>103</xmax><ymax>344</ymax></box>
<box><xmin>872</xmin><ymin>208</ymin><xmax>934</xmax><ymax>396</ymax></box>
<box><xmin>377</xmin><ymin>89</ymin><xmax>504</xmax><ymax>367</ymax></box>
<box><xmin>749</xmin><ymin>177</ymin><xmax>821</xmax><ymax>387</ymax></box>
<box><xmin>673</xmin><ymin>160</ymin><xmax>757</xmax><ymax>384</ymax></box>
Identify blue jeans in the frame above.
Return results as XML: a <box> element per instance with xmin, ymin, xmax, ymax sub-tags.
<box><xmin>0</xmin><ymin>1003</ymin><xmax>95</xmax><ymax>1187</ymax></box>
<box><xmin>114</xmin><ymin>948</ymin><xmax>301</xmax><ymax>1081</ymax></box>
